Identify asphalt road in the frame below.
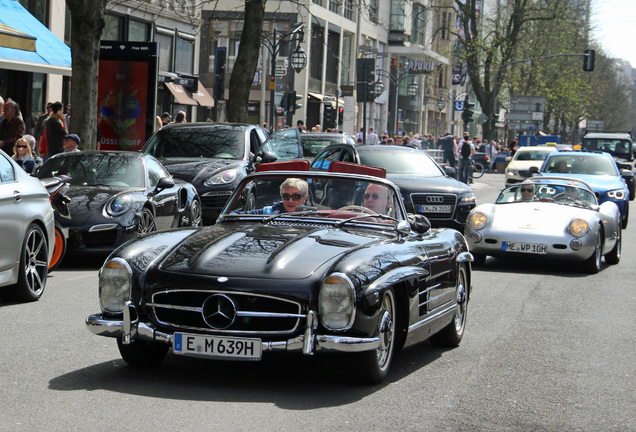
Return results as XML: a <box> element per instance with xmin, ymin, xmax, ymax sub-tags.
<box><xmin>1</xmin><ymin>172</ymin><xmax>634</xmax><ymax>431</ymax></box>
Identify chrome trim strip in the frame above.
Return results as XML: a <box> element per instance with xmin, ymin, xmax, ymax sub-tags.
<box><xmin>89</xmin><ymin>223</ymin><xmax>118</xmax><ymax>232</ymax></box>
<box><xmin>408</xmin><ymin>303</ymin><xmax>456</xmax><ymax>333</ymax></box>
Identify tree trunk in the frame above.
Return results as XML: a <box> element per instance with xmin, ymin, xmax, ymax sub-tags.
<box><xmin>66</xmin><ymin>0</ymin><xmax>108</xmax><ymax>150</ymax></box>
<box><xmin>227</xmin><ymin>0</ymin><xmax>266</xmax><ymax>123</ymax></box>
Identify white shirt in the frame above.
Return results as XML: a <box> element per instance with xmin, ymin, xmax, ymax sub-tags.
<box><xmin>366</xmin><ymin>132</ymin><xmax>379</xmax><ymax>145</ymax></box>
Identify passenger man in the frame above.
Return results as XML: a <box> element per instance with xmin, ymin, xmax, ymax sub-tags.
<box><xmin>363</xmin><ymin>184</ymin><xmax>392</xmax><ymax>215</ymax></box>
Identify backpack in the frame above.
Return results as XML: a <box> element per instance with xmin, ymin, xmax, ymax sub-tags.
<box><xmin>460</xmin><ymin>141</ymin><xmax>472</xmax><ymax>158</ymax></box>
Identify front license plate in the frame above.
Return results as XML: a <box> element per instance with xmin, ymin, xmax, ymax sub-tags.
<box><xmin>173</xmin><ymin>333</ymin><xmax>262</xmax><ymax>361</ymax></box>
<box><xmin>420</xmin><ymin>205</ymin><xmax>451</xmax><ymax>213</ymax></box>
<box><xmin>502</xmin><ymin>241</ymin><xmax>547</xmax><ymax>254</ymax></box>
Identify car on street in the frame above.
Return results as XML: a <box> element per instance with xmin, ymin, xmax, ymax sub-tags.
<box><xmin>86</xmin><ymin>162</ymin><xmax>473</xmax><ymax>384</ymax></box>
<box><xmin>142</xmin><ymin>123</ymin><xmax>277</xmax><ymax>223</ymax></box>
<box><xmin>538</xmin><ymin>151</ymin><xmax>631</xmax><ymax>228</ymax></box>
<box><xmin>580</xmin><ymin>131</ymin><xmax>635</xmax><ymax>199</ymax></box>
<box><xmin>504</xmin><ymin>145</ymin><xmax>558</xmax><ymax>186</ymax></box>
<box><xmin>36</xmin><ymin>151</ymin><xmax>201</xmax><ymax>257</ymax></box>
<box><xmin>267</xmin><ymin>128</ymin><xmax>356</xmax><ymax>161</ymax></box>
<box><xmin>465</xmin><ymin>177</ymin><xmax>621</xmax><ymax>273</ymax></box>
<box><xmin>0</xmin><ymin>150</ymin><xmax>55</xmax><ymax>302</ymax></box>
<box><xmin>311</xmin><ymin>144</ymin><xmax>476</xmax><ymax>231</ymax></box>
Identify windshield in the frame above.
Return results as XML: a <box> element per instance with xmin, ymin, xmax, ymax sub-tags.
<box><xmin>222</xmin><ymin>174</ymin><xmax>404</xmax><ymax>225</ymax></box>
<box><xmin>513</xmin><ymin>149</ymin><xmax>552</xmax><ymax>161</ymax></box>
<box><xmin>497</xmin><ymin>183</ymin><xmax>597</xmax><ymax>206</ymax></box>
<box><xmin>543</xmin><ymin>154</ymin><xmax>618</xmax><ymax>176</ymax></box>
<box><xmin>358</xmin><ymin>149</ymin><xmax>444</xmax><ymax>176</ymax></box>
<box><xmin>144</xmin><ymin>126</ymin><xmax>246</xmax><ymax>159</ymax></box>
<box><xmin>301</xmin><ymin>137</ymin><xmax>342</xmax><ymax>159</ymax></box>
<box><xmin>581</xmin><ymin>138</ymin><xmax>631</xmax><ymax>158</ymax></box>
<box><xmin>38</xmin><ymin>153</ymin><xmax>145</xmax><ymax>187</ymax></box>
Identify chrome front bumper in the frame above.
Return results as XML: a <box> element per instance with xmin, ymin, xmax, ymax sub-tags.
<box><xmin>86</xmin><ymin>304</ymin><xmax>380</xmax><ymax>356</ymax></box>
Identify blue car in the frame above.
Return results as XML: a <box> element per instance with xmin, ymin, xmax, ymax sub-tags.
<box><xmin>539</xmin><ymin>151</ymin><xmax>632</xmax><ymax>228</ymax></box>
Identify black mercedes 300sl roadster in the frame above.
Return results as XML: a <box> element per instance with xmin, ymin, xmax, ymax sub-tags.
<box><xmin>86</xmin><ymin>161</ymin><xmax>473</xmax><ymax>384</ymax></box>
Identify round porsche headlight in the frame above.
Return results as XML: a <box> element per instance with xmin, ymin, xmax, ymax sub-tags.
<box><xmin>99</xmin><ymin>258</ymin><xmax>132</xmax><ymax>313</ymax></box>
<box><xmin>107</xmin><ymin>195</ymin><xmax>132</xmax><ymax>217</ymax></box>
<box><xmin>568</xmin><ymin>218</ymin><xmax>589</xmax><ymax>237</ymax></box>
<box><xmin>468</xmin><ymin>211</ymin><xmax>488</xmax><ymax>230</ymax></box>
<box><xmin>319</xmin><ymin>274</ymin><xmax>355</xmax><ymax>330</ymax></box>
<box><xmin>205</xmin><ymin>169</ymin><xmax>238</xmax><ymax>186</ymax></box>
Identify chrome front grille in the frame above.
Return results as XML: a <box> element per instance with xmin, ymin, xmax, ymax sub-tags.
<box><xmin>410</xmin><ymin>193</ymin><xmax>457</xmax><ymax>219</ymax></box>
<box><xmin>149</xmin><ymin>289</ymin><xmax>304</xmax><ymax>335</ymax></box>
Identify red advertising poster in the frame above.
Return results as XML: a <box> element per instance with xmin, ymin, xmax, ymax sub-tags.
<box><xmin>98</xmin><ymin>60</ymin><xmax>148</xmax><ymax>151</ymax></box>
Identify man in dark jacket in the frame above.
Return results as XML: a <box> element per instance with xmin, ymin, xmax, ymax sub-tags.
<box><xmin>0</xmin><ymin>99</ymin><xmax>26</xmax><ymax>157</ymax></box>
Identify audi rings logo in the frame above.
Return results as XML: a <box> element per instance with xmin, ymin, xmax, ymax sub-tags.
<box><xmin>426</xmin><ymin>196</ymin><xmax>444</xmax><ymax>203</ymax></box>
<box><xmin>202</xmin><ymin>294</ymin><xmax>237</xmax><ymax>329</ymax></box>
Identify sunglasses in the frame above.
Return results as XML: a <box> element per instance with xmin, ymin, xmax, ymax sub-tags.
<box><xmin>281</xmin><ymin>193</ymin><xmax>303</xmax><ymax>201</ymax></box>
<box><xmin>520</xmin><ymin>188</ymin><xmax>533</xmax><ymax>192</ymax></box>
<box><xmin>364</xmin><ymin>193</ymin><xmax>384</xmax><ymax>200</ymax></box>
<box><xmin>16</xmin><ymin>145</ymin><xmax>27</xmax><ymax>148</ymax></box>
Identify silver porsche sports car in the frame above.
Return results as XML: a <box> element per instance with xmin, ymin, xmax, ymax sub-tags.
<box><xmin>465</xmin><ymin>177</ymin><xmax>621</xmax><ymax>273</ymax></box>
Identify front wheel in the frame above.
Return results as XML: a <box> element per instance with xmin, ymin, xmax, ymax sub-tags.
<box><xmin>117</xmin><ymin>339</ymin><xmax>169</xmax><ymax>366</ymax></box>
<box><xmin>430</xmin><ymin>264</ymin><xmax>469</xmax><ymax>347</ymax></box>
<box><xmin>472</xmin><ymin>162</ymin><xmax>485</xmax><ymax>179</ymax></box>
<box><xmin>345</xmin><ymin>288</ymin><xmax>396</xmax><ymax>385</ymax></box>
<box><xmin>5</xmin><ymin>223</ymin><xmax>49</xmax><ymax>302</ymax></box>
<box><xmin>190</xmin><ymin>199</ymin><xmax>202</xmax><ymax>227</ymax></box>
<box><xmin>605</xmin><ymin>225</ymin><xmax>621</xmax><ymax>265</ymax></box>
<box><xmin>621</xmin><ymin>206</ymin><xmax>629</xmax><ymax>229</ymax></box>
<box><xmin>582</xmin><ymin>231</ymin><xmax>602</xmax><ymax>274</ymax></box>
<box><xmin>137</xmin><ymin>208</ymin><xmax>157</xmax><ymax>234</ymax></box>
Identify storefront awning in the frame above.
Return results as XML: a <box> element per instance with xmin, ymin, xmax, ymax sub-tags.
<box><xmin>0</xmin><ymin>0</ymin><xmax>71</xmax><ymax>76</ymax></box>
<box><xmin>192</xmin><ymin>81</ymin><xmax>215</xmax><ymax>107</ymax></box>
<box><xmin>165</xmin><ymin>82</ymin><xmax>197</xmax><ymax>105</ymax></box>
<box><xmin>308</xmin><ymin>92</ymin><xmax>323</xmax><ymax>101</ymax></box>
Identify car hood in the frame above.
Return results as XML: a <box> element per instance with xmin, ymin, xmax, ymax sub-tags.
<box><xmin>488</xmin><ymin>202</ymin><xmax>594</xmax><ymax>234</ymax></box>
<box><xmin>539</xmin><ymin>173</ymin><xmax>626</xmax><ymax>192</ymax></box>
<box><xmin>388</xmin><ymin>174</ymin><xmax>472</xmax><ymax>194</ymax></box>
<box><xmin>159</xmin><ymin>222</ymin><xmax>386</xmax><ymax>279</ymax></box>
<box><xmin>158</xmin><ymin>157</ymin><xmax>247</xmax><ymax>183</ymax></box>
<box><xmin>65</xmin><ymin>185</ymin><xmax>143</xmax><ymax>216</ymax></box>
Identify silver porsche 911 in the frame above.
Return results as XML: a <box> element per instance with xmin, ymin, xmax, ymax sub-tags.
<box><xmin>465</xmin><ymin>177</ymin><xmax>621</xmax><ymax>273</ymax></box>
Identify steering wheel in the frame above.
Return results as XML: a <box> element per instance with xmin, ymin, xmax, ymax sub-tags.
<box><xmin>336</xmin><ymin>205</ymin><xmax>376</xmax><ymax>215</ymax></box>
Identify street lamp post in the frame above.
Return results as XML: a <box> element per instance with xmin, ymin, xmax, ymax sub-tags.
<box><xmin>435</xmin><ymin>96</ymin><xmax>446</xmax><ymax>140</ymax></box>
<box><xmin>372</xmin><ymin>69</ymin><xmax>418</xmax><ymax>136</ymax></box>
<box><xmin>261</xmin><ymin>24</ymin><xmax>307</xmax><ymax>132</ymax></box>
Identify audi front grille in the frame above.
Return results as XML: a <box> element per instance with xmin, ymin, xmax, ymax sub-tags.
<box><xmin>148</xmin><ymin>289</ymin><xmax>303</xmax><ymax>335</ymax></box>
<box><xmin>409</xmin><ymin>193</ymin><xmax>457</xmax><ymax>219</ymax></box>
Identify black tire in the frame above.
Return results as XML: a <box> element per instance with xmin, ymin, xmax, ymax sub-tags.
<box><xmin>48</xmin><ymin>221</ymin><xmax>66</xmax><ymax>272</ymax></box>
<box><xmin>472</xmin><ymin>162</ymin><xmax>485</xmax><ymax>179</ymax></box>
<box><xmin>190</xmin><ymin>199</ymin><xmax>202</xmax><ymax>227</ymax></box>
<box><xmin>605</xmin><ymin>225</ymin><xmax>621</xmax><ymax>265</ymax></box>
<box><xmin>621</xmin><ymin>206</ymin><xmax>629</xmax><ymax>229</ymax></box>
<box><xmin>137</xmin><ymin>208</ymin><xmax>157</xmax><ymax>234</ymax></box>
<box><xmin>346</xmin><ymin>288</ymin><xmax>396</xmax><ymax>385</ymax></box>
<box><xmin>472</xmin><ymin>252</ymin><xmax>486</xmax><ymax>266</ymax></box>
<box><xmin>5</xmin><ymin>223</ymin><xmax>49</xmax><ymax>302</ymax></box>
<box><xmin>117</xmin><ymin>339</ymin><xmax>169</xmax><ymax>366</ymax></box>
<box><xmin>582</xmin><ymin>231</ymin><xmax>602</xmax><ymax>274</ymax></box>
<box><xmin>245</xmin><ymin>192</ymin><xmax>256</xmax><ymax>211</ymax></box>
<box><xmin>430</xmin><ymin>264</ymin><xmax>469</xmax><ymax>347</ymax></box>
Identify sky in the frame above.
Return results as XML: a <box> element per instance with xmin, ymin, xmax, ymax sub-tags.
<box><xmin>592</xmin><ymin>0</ymin><xmax>636</xmax><ymax>66</ymax></box>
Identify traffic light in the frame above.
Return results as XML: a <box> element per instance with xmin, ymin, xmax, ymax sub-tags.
<box><xmin>356</xmin><ymin>58</ymin><xmax>375</xmax><ymax>102</ymax></box>
<box><xmin>294</xmin><ymin>93</ymin><xmax>303</xmax><ymax>112</ymax></box>
<box><xmin>213</xmin><ymin>47</ymin><xmax>227</xmax><ymax>100</ymax></box>
<box><xmin>338</xmin><ymin>107</ymin><xmax>344</xmax><ymax>125</ymax></box>
<box><xmin>583</xmin><ymin>49</ymin><xmax>595</xmax><ymax>72</ymax></box>
<box><xmin>462</xmin><ymin>98</ymin><xmax>475</xmax><ymax>123</ymax></box>
<box><xmin>491</xmin><ymin>112</ymin><xmax>499</xmax><ymax>129</ymax></box>
<box><xmin>324</xmin><ymin>103</ymin><xmax>336</xmax><ymax>128</ymax></box>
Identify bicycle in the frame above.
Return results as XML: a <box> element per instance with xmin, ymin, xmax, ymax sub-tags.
<box><xmin>471</xmin><ymin>160</ymin><xmax>486</xmax><ymax>179</ymax></box>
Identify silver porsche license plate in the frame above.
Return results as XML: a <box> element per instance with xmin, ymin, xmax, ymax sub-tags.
<box><xmin>420</xmin><ymin>205</ymin><xmax>451</xmax><ymax>213</ymax></box>
<box><xmin>173</xmin><ymin>333</ymin><xmax>262</xmax><ymax>361</ymax></box>
<box><xmin>502</xmin><ymin>241</ymin><xmax>547</xmax><ymax>254</ymax></box>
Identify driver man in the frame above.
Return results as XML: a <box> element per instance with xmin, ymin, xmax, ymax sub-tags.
<box><xmin>363</xmin><ymin>184</ymin><xmax>392</xmax><ymax>215</ymax></box>
<box><xmin>554</xmin><ymin>185</ymin><xmax>584</xmax><ymax>202</ymax></box>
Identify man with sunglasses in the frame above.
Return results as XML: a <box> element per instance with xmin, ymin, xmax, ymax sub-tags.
<box><xmin>518</xmin><ymin>184</ymin><xmax>537</xmax><ymax>201</ymax></box>
<box><xmin>363</xmin><ymin>184</ymin><xmax>392</xmax><ymax>215</ymax></box>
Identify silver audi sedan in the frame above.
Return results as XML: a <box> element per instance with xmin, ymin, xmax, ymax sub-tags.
<box><xmin>0</xmin><ymin>151</ymin><xmax>54</xmax><ymax>302</ymax></box>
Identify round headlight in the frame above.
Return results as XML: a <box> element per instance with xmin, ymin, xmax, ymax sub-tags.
<box><xmin>607</xmin><ymin>189</ymin><xmax>627</xmax><ymax>200</ymax></box>
<box><xmin>206</xmin><ymin>169</ymin><xmax>238</xmax><ymax>186</ymax></box>
<box><xmin>319</xmin><ymin>273</ymin><xmax>355</xmax><ymax>331</ymax></box>
<box><xmin>568</xmin><ymin>218</ymin><xmax>589</xmax><ymax>237</ymax></box>
<box><xmin>468</xmin><ymin>211</ymin><xmax>488</xmax><ymax>230</ymax></box>
<box><xmin>99</xmin><ymin>258</ymin><xmax>132</xmax><ymax>313</ymax></box>
<box><xmin>107</xmin><ymin>195</ymin><xmax>132</xmax><ymax>217</ymax></box>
